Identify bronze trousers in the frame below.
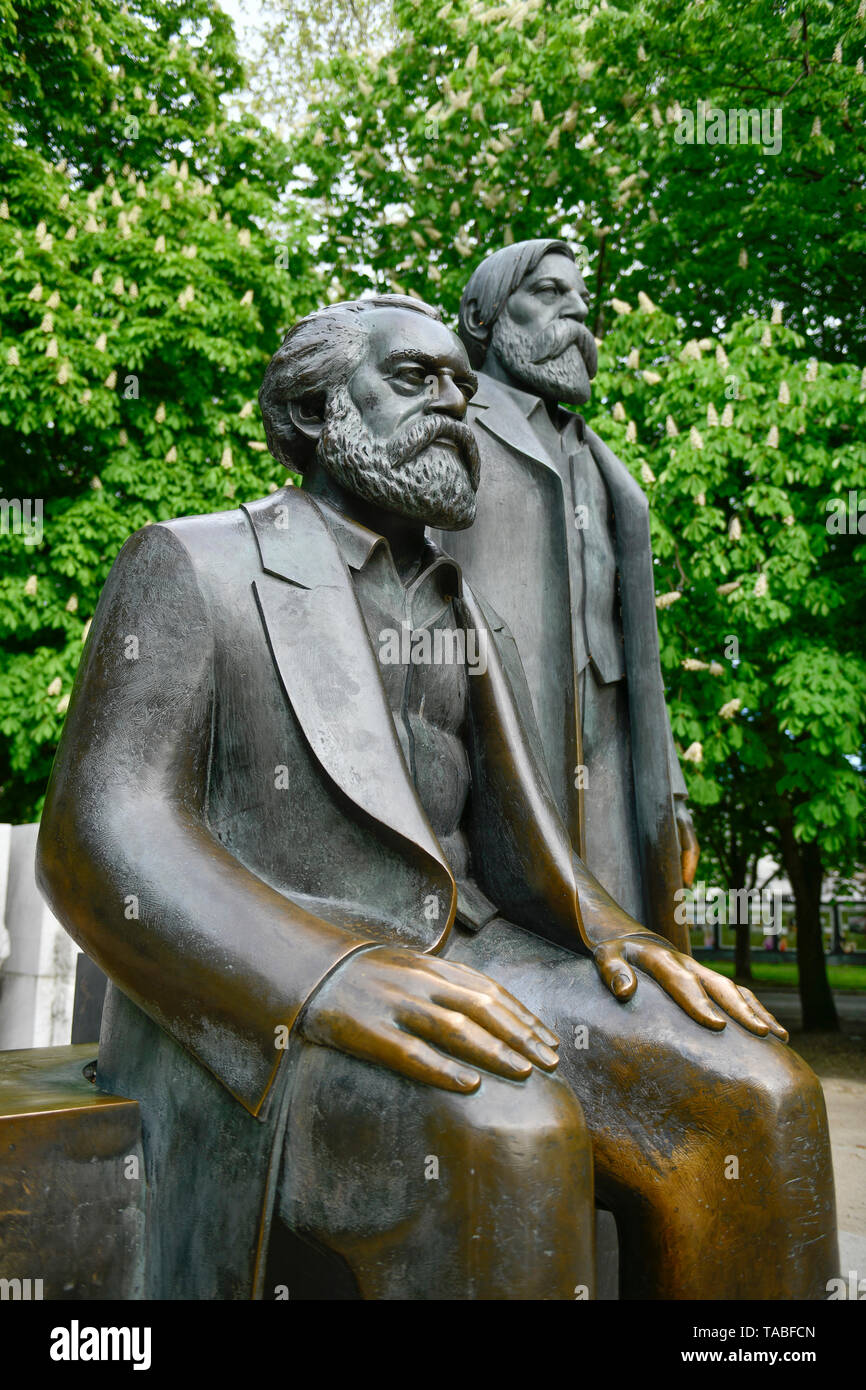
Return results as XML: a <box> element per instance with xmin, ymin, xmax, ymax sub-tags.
<box><xmin>276</xmin><ymin>919</ymin><xmax>838</xmax><ymax>1301</ymax></box>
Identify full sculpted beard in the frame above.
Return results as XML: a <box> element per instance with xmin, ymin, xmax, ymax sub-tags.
<box><xmin>491</xmin><ymin>311</ymin><xmax>598</xmax><ymax>406</ymax></box>
<box><xmin>316</xmin><ymin>387</ymin><xmax>481</xmax><ymax>530</ymax></box>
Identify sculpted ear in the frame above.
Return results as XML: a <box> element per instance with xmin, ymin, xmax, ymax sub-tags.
<box><xmin>287</xmin><ymin>396</ymin><xmax>326</xmax><ymax>443</ymax></box>
<box><xmin>461</xmin><ymin>297</ymin><xmax>487</xmax><ymax>347</ymax></box>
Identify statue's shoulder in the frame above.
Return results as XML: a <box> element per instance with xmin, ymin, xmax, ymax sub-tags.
<box><xmin>113</xmin><ymin>487</ymin><xmax>301</xmax><ymax>585</ymax></box>
<box><xmin>148</xmin><ymin>504</ymin><xmax>255</xmax><ymax>581</ymax></box>
<box><xmin>160</xmin><ymin>502</ymin><xmax>249</xmax><ymax>546</ymax></box>
<box><xmin>163</xmin><ymin>484</ymin><xmax>308</xmax><ymax>559</ymax></box>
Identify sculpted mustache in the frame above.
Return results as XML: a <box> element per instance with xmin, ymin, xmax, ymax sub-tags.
<box><xmin>387</xmin><ymin>416</ymin><xmax>481</xmax><ymax>487</ymax></box>
<box><xmin>531</xmin><ymin>317</ymin><xmax>598</xmax><ymax>371</ymax></box>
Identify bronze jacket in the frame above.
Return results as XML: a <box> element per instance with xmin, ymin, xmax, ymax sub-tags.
<box><xmin>36</xmin><ymin>484</ymin><xmax>650</xmax><ymax>1297</ymax></box>
<box><xmin>432</xmin><ymin>372</ymin><xmax>688</xmax><ymax>952</ymax></box>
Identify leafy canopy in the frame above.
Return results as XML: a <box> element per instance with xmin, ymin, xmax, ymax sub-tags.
<box><xmin>0</xmin><ymin>0</ymin><xmax>316</xmax><ymax>820</ymax></box>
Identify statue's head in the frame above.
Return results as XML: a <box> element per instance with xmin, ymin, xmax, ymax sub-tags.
<box><xmin>260</xmin><ymin>294</ymin><xmax>480</xmax><ymax>530</ymax></box>
<box><xmin>458</xmin><ymin>240</ymin><xmax>597</xmax><ymax>406</ymax></box>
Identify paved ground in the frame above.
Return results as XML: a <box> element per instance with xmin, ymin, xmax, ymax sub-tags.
<box><xmin>748</xmin><ymin>983</ymin><xmax>866</xmax><ymax>1276</ymax></box>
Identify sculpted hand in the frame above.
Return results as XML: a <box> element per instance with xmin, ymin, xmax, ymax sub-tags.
<box><xmin>593</xmin><ymin>933</ymin><xmax>789</xmax><ymax>1041</ymax></box>
<box><xmin>675</xmin><ymin>799</ymin><xmax>700</xmax><ymax>887</ymax></box>
<box><xmin>299</xmin><ymin>944</ymin><xmax>560</xmax><ymax>1092</ymax></box>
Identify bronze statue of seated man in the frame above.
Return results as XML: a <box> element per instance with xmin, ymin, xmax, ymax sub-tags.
<box><xmin>36</xmin><ymin>295</ymin><xmax>837</xmax><ymax>1300</ymax></box>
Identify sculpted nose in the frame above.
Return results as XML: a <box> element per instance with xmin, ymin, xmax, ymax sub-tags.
<box><xmin>562</xmin><ymin>288</ymin><xmax>588</xmax><ymax>322</ymax></box>
<box><xmin>424</xmin><ymin>372</ymin><xmax>468</xmax><ymax>420</ymax></box>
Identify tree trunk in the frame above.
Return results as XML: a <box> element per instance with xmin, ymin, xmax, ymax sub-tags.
<box><xmin>734</xmin><ymin>920</ymin><xmax>752</xmax><ymax>981</ymax></box>
<box><xmin>730</xmin><ymin>851</ymin><xmax>752</xmax><ymax>982</ymax></box>
<box><xmin>778</xmin><ymin>818</ymin><xmax>838</xmax><ymax>1032</ymax></box>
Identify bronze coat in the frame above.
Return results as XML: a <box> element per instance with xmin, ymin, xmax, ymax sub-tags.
<box><xmin>433</xmin><ymin>373</ymin><xmax>689</xmax><ymax>952</ymax></box>
<box><xmin>36</xmin><ymin>486</ymin><xmax>646</xmax><ymax>1296</ymax></box>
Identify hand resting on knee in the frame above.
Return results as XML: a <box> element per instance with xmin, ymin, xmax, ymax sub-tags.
<box><xmin>299</xmin><ymin>945</ymin><xmax>561</xmax><ymax>1092</ymax></box>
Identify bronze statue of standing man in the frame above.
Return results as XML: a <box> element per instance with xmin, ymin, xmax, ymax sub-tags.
<box><xmin>434</xmin><ymin>240</ymin><xmax>698</xmax><ymax>952</ymax></box>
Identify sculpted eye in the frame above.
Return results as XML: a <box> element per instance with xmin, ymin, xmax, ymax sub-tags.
<box><xmin>393</xmin><ymin>365</ymin><xmax>428</xmax><ymax>389</ymax></box>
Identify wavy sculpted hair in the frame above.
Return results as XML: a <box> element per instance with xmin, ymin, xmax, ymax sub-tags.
<box><xmin>259</xmin><ymin>294</ymin><xmax>442</xmax><ymax>473</ymax></box>
<box><xmin>457</xmin><ymin>240</ymin><xmax>574</xmax><ymax>369</ymax></box>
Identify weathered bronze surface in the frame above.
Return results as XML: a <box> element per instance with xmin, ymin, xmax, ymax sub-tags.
<box><xmin>70</xmin><ymin>953</ymin><xmax>107</xmax><ymax>1045</ymax></box>
<box><xmin>433</xmin><ymin>241</ymin><xmax>698</xmax><ymax>951</ymax></box>
<box><xmin>33</xmin><ymin>294</ymin><xmax>837</xmax><ymax>1300</ymax></box>
<box><xmin>0</xmin><ymin>1046</ymin><xmax>145</xmax><ymax>1299</ymax></box>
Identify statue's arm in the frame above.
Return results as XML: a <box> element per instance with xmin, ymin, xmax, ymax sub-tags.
<box><xmin>36</xmin><ymin>524</ymin><xmax>375</xmax><ymax>1116</ymax></box>
<box><xmin>570</xmin><ymin>849</ymin><xmax>783</xmax><ymax>1039</ymax></box>
<box><xmin>464</xmin><ymin>589</ymin><xmax>777</xmax><ymax>1037</ymax></box>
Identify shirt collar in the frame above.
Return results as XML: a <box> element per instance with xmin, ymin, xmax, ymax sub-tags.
<box><xmin>312</xmin><ymin>493</ymin><xmax>463</xmax><ymax>616</ymax></box>
<box><xmin>485</xmin><ymin>375</ymin><xmax>586</xmax><ymax>442</ymax></box>
<box><xmin>311</xmin><ymin>494</ymin><xmax>387</xmax><ymax>572</ymax></box>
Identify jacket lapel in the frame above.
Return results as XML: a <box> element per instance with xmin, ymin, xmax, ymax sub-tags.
<box><xmin>457</xmin><ymin>581</ymin><xmax>583</xmax><ymax>947</ymax></box>
<box><xmin>470</xmin><ymin>376</ymin><xmax>561</xmax><ymax>479</ymax></box>
<box><xmin>242</xmin><ymin>488</ymin><xmax>455</xmax><ymax>938</ymax></box>
<box><xmin>461</xmin><ymin>582</ymin><xmax>662</xmax><ymax>954</ymax></box>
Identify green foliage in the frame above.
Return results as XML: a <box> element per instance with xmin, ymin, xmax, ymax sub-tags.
<box><xmin>247</xmin><ymin>0</ymin><xmax>396</xmax><ymax>129</ymax></box>
<box><xmin>0</xmin><ymin>0</ymin><xmax>317</xmax><ymax>821</ymax></box>
<box><xmin>2</xmin><ymin>0</ymin><xmax>864</xmax><ymax>909</ymax></box>
<box><xmin>592</xmin><ymin>302</ymin><xmax>866</xmax><ymax>876</ymax></box>
<box><xmin>280</xmin><ymin>0</ymin><xmax>866</xmax><ymax>892</ymax></box>
<box><xmin>293</xmin><ymin>0</ymin><xmax>866</xmax><ymax>354</ymax></box>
